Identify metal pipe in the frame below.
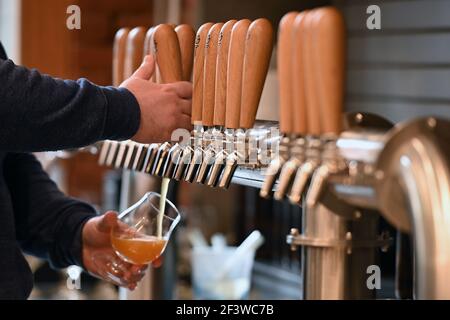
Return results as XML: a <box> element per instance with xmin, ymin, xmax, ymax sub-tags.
<box><xmin>297</xmin><ymin>204</ymin><xmax>379</xmax><ymax>299</ymax></box>
<box><xmin>374</xmin><ymin>118</ymin><xmax>450</xmax><ymax>299</ymax></box>
<box><xmin>317</xmin><ymin>118</ymin><xmax>450</xmax><ymax>299</ymax></box>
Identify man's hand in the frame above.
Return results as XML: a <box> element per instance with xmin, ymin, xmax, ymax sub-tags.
<box><xmin>82</xmin><ymin>211</ymin><xmax>152</xmax><ymax>290</ymax></box>
<box><xmin>121</xmin><ymin>55</ymin><xmax>193</xmax><ymax>143</ymax></box>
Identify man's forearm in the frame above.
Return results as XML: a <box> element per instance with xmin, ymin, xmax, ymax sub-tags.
<box><xmin>0</xmin><ymin>59</ymin><xmax>141</xmax><ymax>152</ymax></box>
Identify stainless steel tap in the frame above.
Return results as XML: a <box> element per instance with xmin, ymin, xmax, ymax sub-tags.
<box><xmin>259</xmin><ymin>13</ymin><xmax>297</xmax><ymax>199</ymax></box>
<box><xmin>131</xmin><ymin>143</ymin><xmax>150</xmax><ymax>171</ymax></box>
<box><xmin>219</xmin><ymin>18</ymin><xmax>274</xmax><ymax>189</ymax></box>
<box><xmin>204</xmin><ymin>21</ymin><xmax>238</xmax><ymax>187</ymax></box>
<box><xmin>97</xmin><ymin>140</ymin><xmax>111</xmax><ymax>166</ymax></box>
<box><xmin>306</xmin><ymin>137</ymin><xmax>347</xmax><ymax>207</ymax></box>
<box><xmin>195</xmin><ymin>22</ymin><xmax>225</xmax><ymax>184</ymax></box>
<box><xmin>142</xmin><ymin>143</ymin><xmax>160</xmax><ymax>174</ymax></box>
<box><xmin>273</xmin><ymin>11</ymin><xmax>309</xmax><ymax>200</ymax></box>
<box><xmin>303</xmin><ymin>6</ymin><xmax>345</xmax><ymax>207</ymax></box>
<box><xmin>218</xmin><ymin>128</ymin><xmax>245</xmax><ymax>189</ymax></box>
<box><xmin>182</xmin><ymin>23</ymin><xmax>214</xmax><ymax>182</ymax></box>
<box><xmin>208</xmin><ymin>19</ymin><xmax>250</xmax><ymax>187</ymax></box>
<box><xmin>160</xmin><ymin>24</ymin><xmax>196</xmax><ymax>178</ymax></box>
<box><xmin>274</xmin><ymin>137</ymin><xmax>306</xmax><ymax>200</ymax></box>
<box><xmin>147</xmin><ymin>24</ymin><xmax>184</xmax><ymax>177</ymax></box>
<box><xmin>122</xmin><ymin>141</ymin><xmax>139</xmax><ymax>170</ymax></box>
<box><xmin>296</xmin><ymin>116</ymin><xmax>450</xmax><ymax>299</ymax></box>
<box><xmin>288</xmin><ymin>136</ymin><xmax>323</xmax><ymax>204</ymax></box>
<box><xmin>206</xmin><ymin>128</ymin><xmax>228</xmax><ymax>187</ymax></box>
<box><xmin>287</xmin><ymin>10</ymin><xmax>324</xmax><ymax>205</ymax></box>
<box><xmin>172</xmin><ymin>124</ymin><xmax>202</xmax><ymax>181</ymax></box>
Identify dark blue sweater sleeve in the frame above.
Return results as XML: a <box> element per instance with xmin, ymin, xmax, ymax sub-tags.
<box><xmin>0</xmin><ymin>58</ymin><xmax>141</xmax><ymax>152</ymax></box>
<box><xmin>3</xmin><ymin>152</ymin><xmax>97</xmax><ymax>269</ymax></box>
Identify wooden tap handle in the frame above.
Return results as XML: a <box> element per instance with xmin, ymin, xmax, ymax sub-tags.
<box><xmin>225</xmin><ymin>19</ymin><xmax>251</xmax><ymax>129</ymax></box>
<box><xmin>113</xmin><ymin>28</ymin><xmax>130</xmax><ymax>86</ymax></box>
<box><xmin>213</xmin><ymin>20</ymin><xmax>237</xmax><ymax>127</ymax></box>
<box><xmin>143</xmin><ymin>27</ymin><xmax>158</xmax><ymax>83</ymax></box>
<box><xmin>175</xmin><ymin>24</ymin><xmax>196</xmax><ymax>81</ymax></box>
<box><xmin>314</xmin><ymin>7</ymin><xmax>345</xmax><ymax>135</ymax></box>
<box><xmin>192</xmin><ymin>23</ymin><xmax>214</xmax><ymax>124</ymax></box>
<box><xmin>124</xmin><ymin>27</ymin><xmax>146</xmax><ymax>79</ymax></box>
<box><xmin>202</xmin><ymin>23</ymin><xmax>224</xmax><ymax>127</ymax></box>
<box><xmin>292</xmin><ymin>12</ymin><xmax>308</xmax><ymax>136</ymax></box>
<box><xmin>277</xmin><ymin>12</ymin><xmax>297</xmax><ymax>134</ymax></box>
<box><xmin>144</xmin><ymin>27</ymin><xmax>154</xmax><ymax>56</ymax></box>
<box><xmin>240</xmin><ymin>18</ymin><xmax>274</xmax><ymax>129</ymax></box>
<box><xmin>152</xmin><ymin>24</ymin><xmax>183</xmax><ymax>83</ymax></box>
<box><xmin>303</xmin><ymin>11</ymin><xmax>321</xmax><ymax>136</ymax></box>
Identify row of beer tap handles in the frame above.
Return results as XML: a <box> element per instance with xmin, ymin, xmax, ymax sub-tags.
<box><xmin>260</xmin><ymin>7</ymin><xmax>346</xmax><ymax>207</ymax></box>
<box><xmin>98</xmin><ymin>19</ymin><xmax>274</xmax><ymax>189</ymax></box>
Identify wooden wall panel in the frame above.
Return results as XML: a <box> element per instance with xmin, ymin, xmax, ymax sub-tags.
<box><xmin>21</xmin><ymin>0</ymin><xmax>78</xmax><ymax>78</ymax></box>
<box><xmin>338</xmin><ymin>0</ymin><xmax>450</xmax><ymax>31</ymax></box>
<box><xmin>21</xmin><ymin>0</ymin><xmax>153</xmax><ymax>84</ymax></box>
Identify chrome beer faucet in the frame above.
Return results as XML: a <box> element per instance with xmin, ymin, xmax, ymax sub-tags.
<box><xmin>273</xmin><ymin>12</ymin><xmax>309</xmax><ymax>201</ymax></box>
<box><xmin>218</xmin><ymin>19</ymin><xmax>274</xmax><ymax>189</ymax></box>
<box><xmin>182</xmin><ymin>23</ymin><xmax>214</xmax><ymax>182</ymax></box>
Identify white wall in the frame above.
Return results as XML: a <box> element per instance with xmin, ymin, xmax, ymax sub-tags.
<box><xmin>0</xmin><ymin>0</ymin><xmax>21</xmax><ymax>62</ymax></box>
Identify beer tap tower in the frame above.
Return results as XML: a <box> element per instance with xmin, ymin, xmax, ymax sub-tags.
<box><xmin>94</xmin><ymin>6</ymin><xmax>450</xmax><ymax>300</ymax></box>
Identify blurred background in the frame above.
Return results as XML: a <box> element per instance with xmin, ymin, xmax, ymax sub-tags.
<box><xmin>1</xmin><ymin>0</ymin><xmax>448</xmax><ymax>299</ymax></box>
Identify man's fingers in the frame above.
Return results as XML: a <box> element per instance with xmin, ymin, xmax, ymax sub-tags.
<box><xmin>177</xmin><ymin>114</ymin><xmax>193</xmax><ymax>132</ymax></box>
<box><xmin>97</xmin><ymin>211</ymin><xmax>118</xmax><ymax>233</ymax></box>
<box><xmin>179</xmin><ymin>98</ymin><xmax>192</xmax><ymax>116</ymax></box>
<box><xmin>132</xmin><ymin>55</ymin><xmax>156</xmax><ymax>80</ymax></box>
<box><xmin>152</xmin><ymin>256</ymin><xmax>164</xmax><ymax>268</ymax></box>
<box><xmin>122</xmin><ymin>265</ymin><xmax>146</xmax><ymax>284</ymax></box>
<box><xmin>130</xmin><ymin>264</ymin><xmax>148</xmax><ymax>275</ymax></box>
<box><xmin>128</xmin><ymin>270</ymin><xmax>146</xmax><ymax>283</ymax></box>
<box><xmin>166</xmin><ymin>81</ymin><xmax>192</xmax><ymax>99</ymax></box>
